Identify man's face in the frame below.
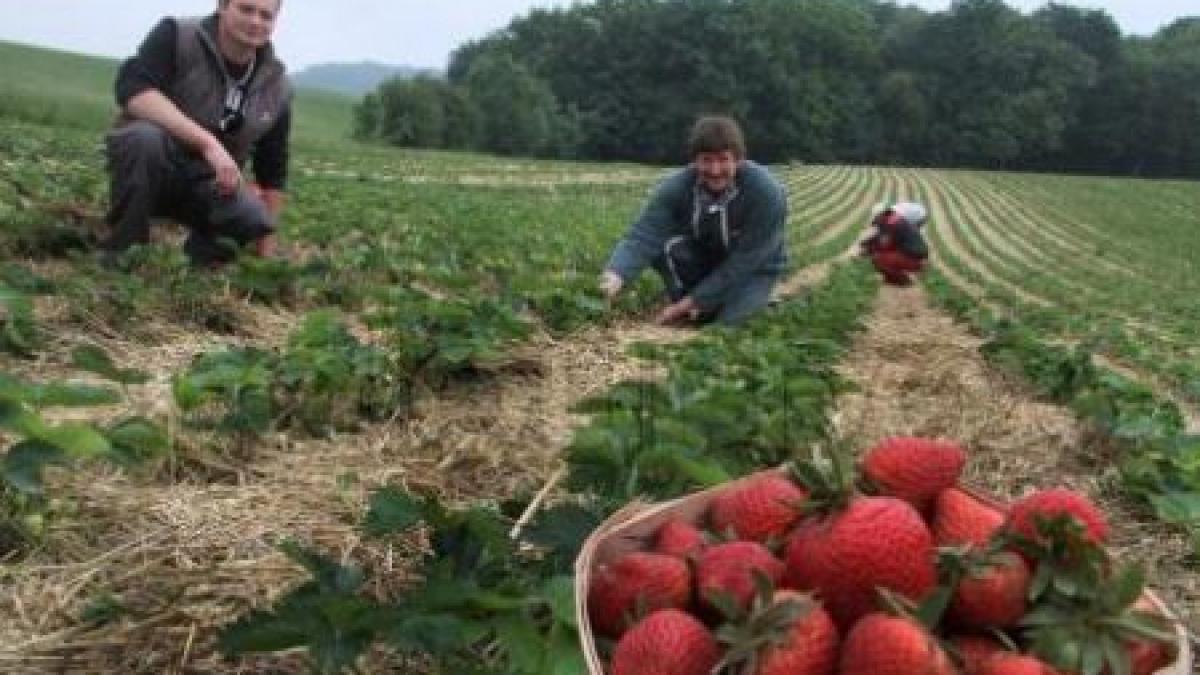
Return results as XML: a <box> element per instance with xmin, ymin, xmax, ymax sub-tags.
<box><xmin>218</xmin><ymin>0</ymin><xmax>280</xmax><ymax>51</ymax></box>
<box><xmin>695</xmin><ymin>150</ymin><xmax>739</xmax><ymax>194</ymax></box>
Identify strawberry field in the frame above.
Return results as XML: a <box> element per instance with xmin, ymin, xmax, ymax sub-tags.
<box><xmin>3</xmin><ymin>102</ymin><xmax>1200</xmax><ymax>673</ymax></box>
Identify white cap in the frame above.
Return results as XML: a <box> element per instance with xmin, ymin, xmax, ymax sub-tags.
<box><xmin>891</xmin><ymin>202</ymin><xmax>927</xmax><ymax>227</ymax></box>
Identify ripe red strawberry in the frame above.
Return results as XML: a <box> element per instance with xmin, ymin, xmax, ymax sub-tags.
<box><xmin>1007</xmin><ymin>489</ymin><xmax>1109</xmax><ymax>545</ymax></box>
<box><xmin>1125</xmin><ymin>595</ymin><xmax>1175</xmax><ymax>675</ymax></box>
<box><xmin>978</xmin><ymin>653</ymin><xmax>1059</xmax><ymax>675</ymax></box>
<box><xmin>696</xmin><ymin>541</ymin><xmax>785</xmax><ymax>613</ymax></box>
<box><xmin>588</xmin><ymin>552</ymin><xmax>691</xmax><ymax>637</ymax></box>
<box><xmin>752</xmin><ymin>591</ymin><xmax>840</xmax><ymax>675</ymax></box>
<box><xmin>950</xmin><ymin>634</ymin><xmax>1007</xmax><ymax>674</ymax></box>
<box><xmin>1126</xmin><ymin>638</ymin><xmax>1173</xmax><ymax>675</ymax></box>
<box><xmin>838</xmin><ymin>613</ymin><xmax>956</xmax><ymax>675</ymax></box>
<box><xmin>934</xmin><ymin>487</ymin><xmax>1006</xmax><ymax>548</ymax></box>
<box><xmin>611</xmin><ymin>608</ymin><xmax>721</xmax><ymax>675</ymax></box>
<box><xmin>709</xmin><ymin>473</ymin><xmax>807</xmax><ymax>543</ymax></box>
<box><xmin>654</xmin><ymin>519</ymin><xmax>707</xmax><ymax>558</ymax></box>
<box><xmin>861</xmin><ymin>436</ymin><xmax>966</xmax><ymax>509</ymax></box>
<box><xmin>785</xmin><ymin>496</ymin><xmax>937</xmax><ymax>628</ymax></box>
<box><xmin>949</xmin><ymin>551</ymin><xmax>1031</xmax><ymax>628</ymax></box>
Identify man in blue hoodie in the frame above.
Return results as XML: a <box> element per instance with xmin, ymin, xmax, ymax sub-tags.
<box><xmin>599</xmin><ymin>116</ymin><xmax>788</xmax><ymax>325</ymax></box>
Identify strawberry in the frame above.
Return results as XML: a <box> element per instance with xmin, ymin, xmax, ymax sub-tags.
<box><xmin>949</xmin><ymin>551</ymin><xmax>1031</xmax><ymax>628</ymax></box>
<box><xmin>654</xmin><ymin>519</ymin><xmax>707</xmax><ymax>558</ymax></box>
<box><xmin>717</xmin><ymin>588</ymin><xmax>839</xmax><ymax>675</ymax></box>
<box><xmin>861</xmin><ymin>436</ymin><xmax>966</xmax><ymax>509</ymax></box>
<box><xmin>709</xmin><ymin>473</ymin><xmax>807</xmax><ymax>543</ymax></box>
<box><xmin>978</xmin><ymin>653</ymin><xmax>1059</xmax><ymax>675</ymax></box>
<box><xmin>752</xmin><ymin>591</ymin><xmax>839</xmax><ymax>675</ymax></box>
<box><xmin>611</xmin><ymin>608</ymin><xmax>721</xmax><ymax>675</ymax></box>
<box><xmin>1124</xmin><ymin>595</ymin><xmax>1176</xmax><ymax>675</ymax></box>
<box><xmin>950</xmin><ymin>634</ymin><xmax>1007</xmax><ymax>674</ymax></box>
<box><xmin>588</xmin><ymin>552</ymin><xmax>691</xmax><ymax>637</ymax></box>
<box><xmin>935</xmin><ymin>487</ymin><xmax>1005</xmax><ymax>549</ymax></box>
<box><xmin>838</xmin><ymin>613</ymin><xmax>956</xmax><ymax>675</ymax></box>
<box><xmin>696</xmin><ymin>541</ymin><xmax>786</xmax><ymax>613</ymax></box>
<box><xmin>785</xmin><ymin>496</ymin><xmax>937</xmax><ymax>628</ymax></box>
<box><xmin>1126</xmin><ymin>638</ymin><xmax>1173</xmax><ymax>675</ymax></box>
<box><xmin>1007</xmin><ymin>489</ymin><xmax>1109</xmax><ymax>546</ymax></box>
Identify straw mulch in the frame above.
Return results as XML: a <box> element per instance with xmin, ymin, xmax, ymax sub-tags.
<box><xmin>0</xmin><ymin>312</ymin><xmax>687</xmax><ymax>673</ymax></box>
<box><xmin>831</xmin><ymin>283</ymin><xmax>1200</xmax><ymax>635</ymax></box>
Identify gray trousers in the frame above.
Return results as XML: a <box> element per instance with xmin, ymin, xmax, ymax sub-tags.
<box><xmin>650</xmin><ymin>236</ymin><xmax>779</xmax><ymax>325</ymax></box>
<box><xmin>104</xmin><ymin>121</ymin><xmax>273</xmax><ymax>264</ymax></box>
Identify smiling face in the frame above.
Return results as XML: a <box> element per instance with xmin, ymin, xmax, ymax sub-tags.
<box><xmin>217</xmin><ymin>0</ymin><xmax>280</xmax><ymax>56</ymax></box>
<box><xmin>695</xmin><ymin>150</ymin><xmax>739</xmax><ymax>194</ymax></box>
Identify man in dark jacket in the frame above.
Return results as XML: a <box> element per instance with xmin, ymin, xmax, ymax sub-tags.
<box><xmin>860</xmin><ymin>201</ymin><xmax>929</xmax><ymax>286</ymax></box>
<box><xmin>102</xmin><ymin>0</ymin><xmax>291</xmax><ymax>266</ymax></box>
<box><xmin>599</xmin><ymin>116</ymin><xmax>788</xmax><ymax>325</ymax></box>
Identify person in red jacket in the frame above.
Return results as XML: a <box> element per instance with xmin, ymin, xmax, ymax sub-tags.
<box><xmin>860</xmin><ymin>201</ymin><xmax>929</xmax><ymax>286</ymax></box>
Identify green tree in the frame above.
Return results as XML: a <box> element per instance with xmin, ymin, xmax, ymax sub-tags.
<box><xmin>461</xmin><ymin>52</ymin><xmax>577</xmax><ymax>157</ymax></box>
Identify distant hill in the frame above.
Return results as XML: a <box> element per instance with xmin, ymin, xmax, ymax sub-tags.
<box><xmin>0</xmin><ymin>40</ymin><xmax>357</xmax><ymax>147</ymax></box>
<box><xmin>291</xmin><ymin>62</ymin><xmax>435</xmax><ymax>97</ymax></box>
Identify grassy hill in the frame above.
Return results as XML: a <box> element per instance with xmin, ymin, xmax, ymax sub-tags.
<box><xmin>291</xmin><ymin>61</ymin><xmax>431</xmax><ymax>96</ymax></box>
<box><xmin>0</xmin><ymin>40</ymin><xmax>357</xmax><ymax>148</ymax></box>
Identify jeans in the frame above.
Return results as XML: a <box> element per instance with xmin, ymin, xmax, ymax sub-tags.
<box><xmin>650</xmin><ymin>236</ymin><xmax>779</xmax><ymax>325</ymax></box>
<box><xmin>104</xmin><ymin>121</ymin><xmax>273</xmax><ymax>265</ymax></box>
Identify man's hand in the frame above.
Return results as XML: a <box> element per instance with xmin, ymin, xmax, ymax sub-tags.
<box><xmin>599</xmin><ymin>270</ymin><xmax>624</xmax><ymax>300</ymax></box>
<box><xmin>249</xmin><ymin>183</ymin><xmax>286</xmax><ymax>220</ymax></box>
<box><xmin>656</xmin><ymin>296</ymin><xmax>701</xmax><ymax>325</ymax></box>
<box><xmin>254</xmin><ymin>233</ymin><xmax>278</xmax><ymax>258</ymax></box>
<box><xmin>201</xmin><ymin>139</ymin><xmax>242</xmax><ymax>196</ymax></box>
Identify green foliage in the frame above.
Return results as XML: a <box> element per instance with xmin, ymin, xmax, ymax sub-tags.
<box><xmin>0</xmin><ymin>368</ymin><xmax>166</xmax><ymax>556</ymax></box>
<box><xmin>71</xmin><ymin>344</ymin><xmax>151</xmax><ymax>386</ymax></box>
<box><xmin>368</xmin><ymin>288</ymin><xmax>531</xmax><ymax>381</ymax></box>
<box><xmin>0</xmin><ymin>286</ymin><xmax>39</xmax><ymax>357</ymax></box>
<box><xmin>276</xmin><ymin>311</ymin><xmax>405</xmax><ymax>434</ymax></box>
<box><xmin>221</xmin><ymin>488</ymin><xmax>591</xmax><ymax>674</ymax></box>
<box><xmin>172</xmin><ymin>348</ymin><xmax>277</xmax><ymax>435</ymax></box>
<box><xmin>218</xmin><ymin>541</ymin><xmax>380</xmax><ymax>674</ymax></box>
<box><xmin>0</xmin><ymin>369</ymin><xmax>169</xmax><ymax>495</ymax></box>
<box><xmin>567</xmin><ymin>262</ymin><xmax>877</xmax><ymax>504</ymax></box>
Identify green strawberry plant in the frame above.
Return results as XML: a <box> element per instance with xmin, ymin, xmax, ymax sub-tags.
<box><xmin>367</xmin><ymin>288</ymin><xmax>531</xmax><ymax>383</ymax></box>
<box><xmin>275</xmin><ymin>310</ymin><xmax>406</xmax><ymax>435</ymax></box>
<box><xmin>566</xmin><ymin>263</ymin><xmax>876</xmax><ymax>507</ymax></box>
<box><xmin>172</xmin><ymin>348</ymin><xmax>277</xmax><ymax>435</ymax></box>
<box><xmin>220</xmin><ymin>487</ymin><xmax>599</xmax><ymax>674</ymax></box>
<box><xmin>1</xmin><ymin>344</ymin><xmax>167</xmax><ymax>552</ymax></box>
<box><xmin>0</xmin><ymin>285</ymin><xmax>39</xmax><ymax>357</ymax></box>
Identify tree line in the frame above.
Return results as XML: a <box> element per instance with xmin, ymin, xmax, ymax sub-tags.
<box><xmin>351</xmin><ymin>0</ymin><xmax>1200</xmax><ymax>178</ymax></box>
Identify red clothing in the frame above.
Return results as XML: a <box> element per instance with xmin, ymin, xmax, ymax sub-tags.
<box><xmin>871</xmin><ymin>248</ymin><xmax>925</xmax><ymax>285</ymax></box>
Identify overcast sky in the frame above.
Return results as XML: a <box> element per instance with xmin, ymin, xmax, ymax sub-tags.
<box><xmin>0</xmin><ymin>1</ymin><xmax>1194</xmax><ymax>71</ymax></box>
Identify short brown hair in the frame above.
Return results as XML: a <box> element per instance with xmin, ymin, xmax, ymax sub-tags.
<box><xmin>687</xmin><ymin>116</ymin><xmax>746</xmax><ymax>159</ymax></box>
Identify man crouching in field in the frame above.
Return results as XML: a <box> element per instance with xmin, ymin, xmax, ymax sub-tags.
<box><xmin>101</xmin><ymin>0</ymin><xmax>291</xmax><ymax>266</ymax></box>
<box><xmin>599</xmin><ymin>116</ymin><xmax>788</xmax><ymax>326</ymax></box>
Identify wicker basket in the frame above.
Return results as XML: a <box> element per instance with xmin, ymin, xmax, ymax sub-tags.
<box><xmin>574</xmin><ymin>470</ymin><xmax>1193</xmax><ymax>674</ymax></box>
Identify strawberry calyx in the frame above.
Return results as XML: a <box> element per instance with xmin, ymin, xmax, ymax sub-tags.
<box><xmin>713</xmin><ymin>571</ymin><xmax>821</xmax><ymax>673</ymax></box>
<box><xmin>786</xmin><ymin>444</ymin><xmax>858</xmax><ymax>516</ymax></box>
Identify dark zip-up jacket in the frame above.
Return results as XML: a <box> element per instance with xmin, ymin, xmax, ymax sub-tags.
<box><xmin>607</xmin><ymin>161</ymin><xmax>788</xmax><ymax>310</ymax></box>
<box><xmin>113</xmin><ymin>14</ymin><xmax>292</xmax><ymax>189</ymax></box>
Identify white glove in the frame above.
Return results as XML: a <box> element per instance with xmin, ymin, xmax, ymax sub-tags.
<box><xmin>599</xmin><ymin>270</ymin><xmax>624</xmax><ymax>300</ymax></box>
